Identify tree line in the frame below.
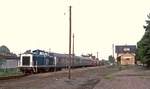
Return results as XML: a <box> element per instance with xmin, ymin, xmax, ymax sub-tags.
<box><xmin>137</xmin><ymin>14</ymin><xmax>150</xmax><ymax>67</ymax></box>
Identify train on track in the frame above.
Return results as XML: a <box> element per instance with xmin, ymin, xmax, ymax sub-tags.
<box><xmin>18</xmin><ymin>49</ymin><xmax>100</xmax><ymax>73</ymax></box>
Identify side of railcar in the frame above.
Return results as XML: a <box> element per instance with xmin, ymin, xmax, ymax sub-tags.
<box><xmin>72</xmin><ymin>56</ymin><xmax>82</xmax><ymax>68</ymax></box>
<box><xmin>79</xmin><ymin>57</ymin><xmax>93</xmax><ymax>67</ymax></box>
<box><xmin>31</xmin><ymin>50</ymin><xmax>54</xmax><ymax>72</ymax></box>
<box><xmin>53</xmin><ymin>53</ymin><xmax>68</xmax><ymax>70</ymax></box>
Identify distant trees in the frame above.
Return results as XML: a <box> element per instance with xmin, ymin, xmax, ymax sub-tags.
<box><xmin>137</xmin><ymin>14</ymin><xmax>150</xmax><ymax>67</ymax></box>
<box><xmin>0</xmin><ymin>59</ymin><xmax>6</xmax><ymax>69</ymax></box>
<box><xmin>0</xmin><ymin>45</ymin><xmax>17</xmax><ymax>57</ymax></box>
<box><xmin>108</xmin><ymin>55</ymin><xmax>115</xmax><ymax>65</ymax></box>
<box><xmin>101</xmin><ymin>59</ymin><xmax>109</xmax><ymax>65</ymax></box>
<box><xmin>0</xmin><ymin>45</ymin><xmax>10</xmax><ymax>53</ymax></box>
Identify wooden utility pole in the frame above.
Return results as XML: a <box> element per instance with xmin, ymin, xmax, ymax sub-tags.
<box><xmin>112</xmin><ymin>44</ymin><xmax>114</xmax><ymax>58</ymax></box>
<box><xmin>97</xmin><ymin>52</ymin><xmax>99</xmax><ymax>59</ymax></box>
<box><xmin>112</xmin><ymin>43</ymin><xmax>115</xmax><ymax>65</ymax></box>
<box><xmin>72</xmin><ymin>33</ymin><xmax>75</xmax><ymax>66</ymax></box>
<box><xmin>68</xmin><ymin>5</ymin><xmax>72</xmax><ymax>79</ymax></box>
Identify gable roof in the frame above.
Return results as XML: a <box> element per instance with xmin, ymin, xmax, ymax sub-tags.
<box><xmin>115</xmin><ymin>45</ymin><xmax>136</xmax><ymax>53</ymax></box>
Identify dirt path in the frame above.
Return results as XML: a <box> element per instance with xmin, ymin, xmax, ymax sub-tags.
<box><xmin>94</xmin><ymin>66</ymin><xmax>150</xmax><ymax>89</ymax></box>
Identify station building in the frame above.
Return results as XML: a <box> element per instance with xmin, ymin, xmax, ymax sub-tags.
<box><xmin>115</xmin><ymin>45</ymin><xmax>136</xmax><ymax>65</ymax></box>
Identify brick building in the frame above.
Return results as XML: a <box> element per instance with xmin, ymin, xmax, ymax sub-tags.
<box><xmin>115</xmin><ymin>45</ymin><xmax>136</xmax><ymax>65</ymax></box>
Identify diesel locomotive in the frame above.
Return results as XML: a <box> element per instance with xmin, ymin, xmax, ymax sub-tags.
<box><xmin>18</xmin><ymin>49</ymin><xmax>99</xmax><ymax>73</ymax></box>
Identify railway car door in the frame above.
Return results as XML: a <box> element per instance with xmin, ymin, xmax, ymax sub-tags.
<box><xmin>45</xmin><ymin>57</ymin><xmax>49</xmax><ymax>65</ymax></box>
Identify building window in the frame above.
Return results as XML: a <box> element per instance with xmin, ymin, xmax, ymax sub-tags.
<box><xmin>123</xmin><ymin>48</ymin><xmax>130</xmax><ymax>52</ymax></box>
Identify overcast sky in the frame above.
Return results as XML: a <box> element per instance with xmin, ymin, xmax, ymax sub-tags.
<box><xmin>0</xmin><ymin>0</ymin><xmax>149</xmax><ymax>59</ymax></box>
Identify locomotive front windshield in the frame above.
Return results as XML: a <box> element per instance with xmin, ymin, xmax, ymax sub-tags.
<box><xmin>22</xmin><ymin>56</ymin><xmax>30</xmax><ymax>65</ymax></box>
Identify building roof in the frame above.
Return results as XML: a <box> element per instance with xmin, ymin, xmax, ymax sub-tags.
<box><xmin>115</xmin><ymin>45</ymin><xmax>136</xmax><ymax>53</ymax></box>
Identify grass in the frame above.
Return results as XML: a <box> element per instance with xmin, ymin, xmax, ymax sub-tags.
<box><xmin>103</xmin><ymin>65</ymin><xmax>132</xmax><ymax>80</ymax></box>
<box><xmin>104</xmin><ymin>74</ymin><xmax>114</xmax><ymax>80</ymax></box>
<box><xmin>0</xmin><ymin>68</ymin><xmax>23</xmax><ymax>77</ymax></box>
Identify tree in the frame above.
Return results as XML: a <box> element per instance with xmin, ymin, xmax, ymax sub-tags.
<box><xmin>0</xmin><ymin>59</ymin><xmax>6</xmax><ymax>71</ymax></box>
<box><xmin>108</xmin><ymin>55</ymin><xmax>115</xmax><ymax>64</ymax></box>
<box><xmin>137</xmin><ymin>14</ymin><xmax>150</xmax><ymax>67</ymax></box>
<box><xmin>0</xmin><ymin>45</ymin><xmax>10</xmax><ymax>53</ymax></box>
<box><xmin>101</xmin><ymin>59</ymin><xmax>109</xmax><ymax>65</ymax></box>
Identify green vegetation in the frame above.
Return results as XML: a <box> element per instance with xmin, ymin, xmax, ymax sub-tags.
<box><xmin>0</xmin><ymin>45</ymin><xmax>10</xmax><ymax>53</ymax></box>
<box><xmin>108</xmin><ymin>55</ymin><xmax>115</xmax><ymax>65</ymax></box>
<box><xmin>104</xmin><ymin>74</ymin><xmax>114</xmax><ymax>80</ymax></box>
<box><xmin>0</xmin><ymin>59</ymin><xmax>6</xmax><ymax>66</ymax></box>
<box><xmin>104</xmin><ymin>65</ymin><xmax>132</xmax><ymax>80</ymax></box>
<box><xmin>137</xmin><ymin>14</ymin><xmax>150</xmax><ymax>67</ymax></box>
<box><xmin>0</xmin><ymin>68</ymin><xmax>23</xmax><ymax>77</ymax></box>
<box><xmin>101</xmin><ymin>59</ymin><xmax>110</xmax><ymax>65</ymax></box>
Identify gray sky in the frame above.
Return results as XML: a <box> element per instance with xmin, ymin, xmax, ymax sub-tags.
<box><xmin>0</xmin><ymin>0</ymin><xmax>149</xmax><ymax>59</ymax></box>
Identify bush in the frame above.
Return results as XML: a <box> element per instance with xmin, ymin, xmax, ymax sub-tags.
<box><xmin>0</xmin><ymin>68</ymin><xmax>22</xmax><ymax>77</ymax></box>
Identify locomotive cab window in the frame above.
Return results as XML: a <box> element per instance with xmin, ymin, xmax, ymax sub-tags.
<box><xmin>22</xmin><ymin>56</ymin><xmax>30</xmax><ymax>65</ymax></box>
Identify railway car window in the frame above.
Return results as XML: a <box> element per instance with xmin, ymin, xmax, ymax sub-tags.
<box><xmin>40</xmin><ymin>52</ymin><xmax>45</xmax><ymax>55</ymax></box>
<box><xmin>49</xmin><ymin>57</ymin><xmax>54</xmax><ymax>65</ymax></box>
<box><xmin>22</xmin><ymin>56</ymin><xmax>30</xmax><ymax>65</ymax></box>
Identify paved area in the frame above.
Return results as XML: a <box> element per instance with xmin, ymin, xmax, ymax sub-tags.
<box><xmin>94</xmin><ymin>67</ymin><xmax>150</xmax><ymax>89</ymax></box>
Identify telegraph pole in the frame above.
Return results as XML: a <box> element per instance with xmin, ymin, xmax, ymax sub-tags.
<box><xmin>112</xmin><ymin>44</ymin><xmax>114</xmax><ymax>58</ymax></box>
<box><xmin>72</xmin><ymin>33</ymin><xmax>75</xmax><ymax>66</ymax></box>
<box><xmin>97</xmin><ymin>52</ymin><xmax>99</xmax><ymax>59</ymax></box>
<box><xmin>68</xmin><ymin>5</ymin><xmax>72</xmax><ymax>79</ymax></box>
<box><xmin>112</xmin><ymin>43</ymin><xmax>115</xmax><ymax>65</ymax></box>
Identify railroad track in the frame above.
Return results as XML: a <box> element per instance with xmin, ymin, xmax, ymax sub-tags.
<box><xmin>0</xmin><ymin>66</ymin><xmax>106</xmax><ymax>80</ymax></box>
<box><xmin>0</xmin><ymin>74</ymin><xmax>29</xmax><ymax>80</ymax></box>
